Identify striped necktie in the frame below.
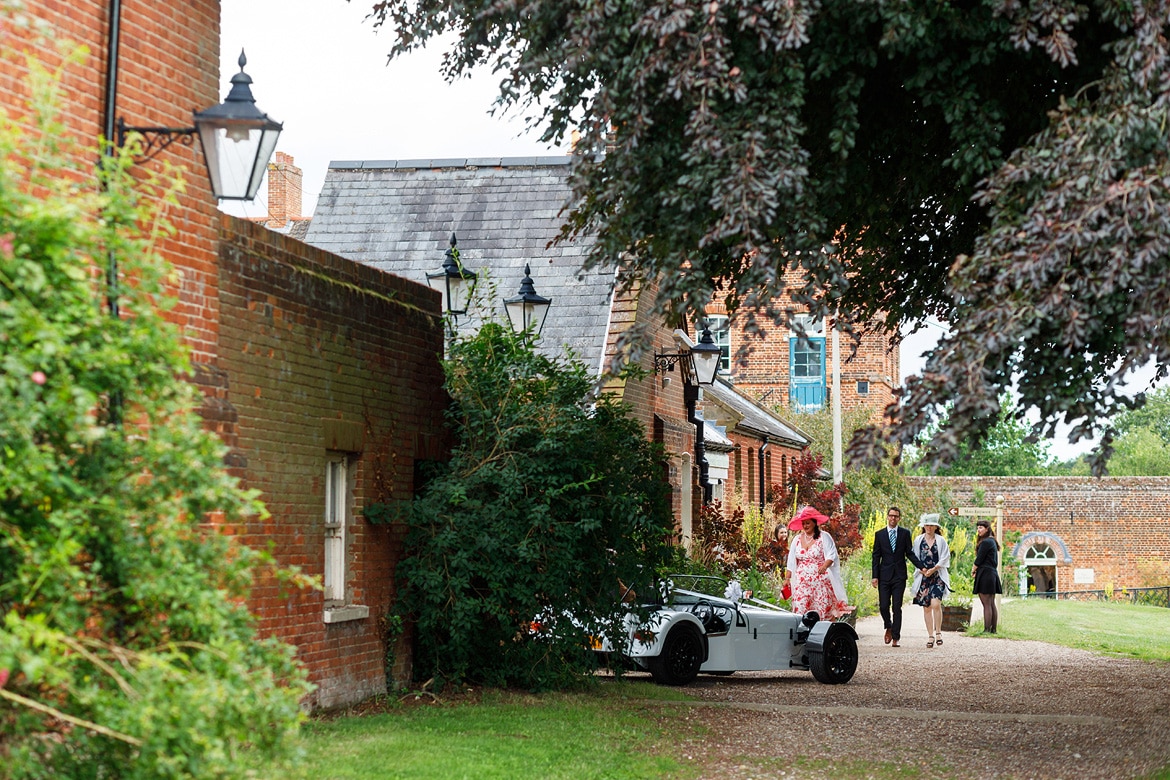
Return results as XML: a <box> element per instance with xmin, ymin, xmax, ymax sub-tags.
<box><xmin>889</xmin><ymin>528</ymin><xmax>897</xmax><ymax>550</ymax></box>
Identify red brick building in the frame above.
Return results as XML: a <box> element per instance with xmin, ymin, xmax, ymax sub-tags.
<box><xmin>601</xmin><ymin>283</ymin><xmax>809</xmax><ymax>544</ymax></box>
<box><xmin>2</xmin><ymin>3</ymin><xmax>449</xmax><ymax>708</ymax></box>
<box><xmin>706</xmin><ymin>270</ymin><xmax>899</xmax><ymax>423</ymax></box>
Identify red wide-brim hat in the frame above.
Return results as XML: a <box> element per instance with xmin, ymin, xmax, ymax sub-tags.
<box><xmin>788</xmin><ymin>505</ymin><xmax>830</xmax><ymax>531</ymax></box>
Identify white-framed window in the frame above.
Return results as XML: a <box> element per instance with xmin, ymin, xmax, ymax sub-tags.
<box><xmin>324</xmin><ymin>456</ymin><xmax>348</xmax><ymax>603</ymax></box>
<box><xmin>322</xmin><ymin>456</ymin><xmax>369</xmax><ymax>623</ymax></box>
<box><xmin>789</xmin><ymin>313</ymin><xmax>825</xmax><ymax>338</ymax></box>
<box><xmin>706</xmin><ymin>315</ymin><xmax>732</xmax><ymax>374</ymax></box>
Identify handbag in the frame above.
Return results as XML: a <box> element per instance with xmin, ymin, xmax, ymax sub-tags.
<box><xmin>781</xmin><ymin>583</ymin><xmax>792</xmax><ymax>600</ymax></box>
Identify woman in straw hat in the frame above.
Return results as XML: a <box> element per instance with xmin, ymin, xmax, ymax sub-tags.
<box><xmin>781</xmin><ymin>505</ymin><xmax>850</xmax><ymax>620</ymax></box>
<box><xmin>911</xmin><ymin>514</ymin><xmax>951</xmax><ymax>648</ymax></box>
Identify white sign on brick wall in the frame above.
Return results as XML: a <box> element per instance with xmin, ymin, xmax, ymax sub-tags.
<box><xmin>1074</xmin><ymin>568</ymin><xmax>1095</xmax><ymax>584</ymax></box>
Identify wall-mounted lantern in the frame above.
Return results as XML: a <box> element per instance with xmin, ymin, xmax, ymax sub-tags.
<box><xmin>117</xmin><ymin>51</ymin><xmax>282</xmax><ymax>201</ymax></box>
<box><xmin>654</xmin><ymin>322</ymin><xmax>722</xmax><ymax>386</ymax></box>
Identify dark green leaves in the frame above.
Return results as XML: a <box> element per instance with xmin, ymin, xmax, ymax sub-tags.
<box><xmin>398</xmin><ymin>324</ymin><xmax>674</xmax><ymax>689</ymax></box>
<box><xmin>0</xmin><ymin>49</ymin><xmax>308</xmax><ymax>778</ymax></box>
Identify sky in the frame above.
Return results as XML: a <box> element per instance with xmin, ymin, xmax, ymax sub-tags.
<box><xmin>219</xmin><ymin>0</ymin><xmax>1144</xmax><ymax>462</ymax></box>
<box><xmin>218</xmin><ymin>0</ymin><xmax>563</xmax><ymax>223</ymax></box>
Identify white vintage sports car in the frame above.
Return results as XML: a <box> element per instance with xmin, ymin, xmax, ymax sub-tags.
<box><xmin>596</xmin><ymin>574</ymin><xmax>859</xmax><ymax>686</ymax></box>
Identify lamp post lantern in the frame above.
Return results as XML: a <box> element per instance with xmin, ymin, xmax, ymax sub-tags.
<box><xmin>426</xmin><ymin>233</ymin><xmax>478</xmax><ymax>319</ymax></box>
<box><xmin>504</xmin><ymin>263</ymin><xmax>552</xmax><ymax>335</ymax></box>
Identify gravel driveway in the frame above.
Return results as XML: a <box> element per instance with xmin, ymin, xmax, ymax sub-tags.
<box><xmin>647</xmin><ymin>604</ymin><xmax>1170</xmax><ymax>779</ymax></box>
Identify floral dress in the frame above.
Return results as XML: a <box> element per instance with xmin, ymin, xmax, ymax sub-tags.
<box><xmin>790</xmin><ymin>536</ymin><xmax>849</xmax><ymax>620</ymax></box>
<box><xmin>913</xmin><ymin>538</ymin><xmax>948</xmax><ymax>606</ymax></box>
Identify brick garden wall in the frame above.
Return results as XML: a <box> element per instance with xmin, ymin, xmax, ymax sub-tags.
<box><xmin>5</xmin><ymin>4</ymin><xmax>454</xmax><ymax>710</ymax></box>
<box><xmin>215</xmin><ymin>217</ymin><xmax>448</xmax><ymax>709</ymax></box>
<box><xmin>908</xmin><ymin>476</ymin><xmax>1170</xmax><ymax>594</ymax></box>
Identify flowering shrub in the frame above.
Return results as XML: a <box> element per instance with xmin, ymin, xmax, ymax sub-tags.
<box><xmin>771</xmin><ymin>452</ymin><xmax>862</xmax><ymax>560</ymax></box>
<box><xmin>0</xmin><ymin>48</ymin><xmax>308</xmax><ymax>778</ymax></box>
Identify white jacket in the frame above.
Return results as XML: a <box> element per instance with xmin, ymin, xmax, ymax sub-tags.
<box><xmin>910</xmin><ymin>533</ymin><xmax>952</xmax><ymax>597</ymax></box>
<box><xmin>787</xmin><ymin>531</ymin><xmax>847</xmax><ymax>604</ymax></box>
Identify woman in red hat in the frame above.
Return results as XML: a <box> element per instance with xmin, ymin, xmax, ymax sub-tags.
<box><xmin>781</xmin><ymin>505</ymin><xmax>850</xmax><ymax>620</ymax></box>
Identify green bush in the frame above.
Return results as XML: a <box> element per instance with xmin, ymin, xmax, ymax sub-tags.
<box><xmin>942</xmin><ymin>520</ymin><xmax>977</xmax><ymax>605</ymax></box>
<box><xmin>0</xmin><ymin>47</ymin><xmax>309</xmax><ymax>779</ymax></box>
<box><xmin>397</xmin><ymin>324</ymin><xmax>675</xmax><ymax>690</ymax></box>
<box><xmin>840</xmin><ymin>553</ymin><xmax>878</xmax><ymax>618</ymax></box>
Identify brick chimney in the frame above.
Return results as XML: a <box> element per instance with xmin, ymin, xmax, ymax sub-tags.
<box><xmin>266</xmin><ymin>152</ymin><xmax>302</xmax><ymax>228</ymax></box>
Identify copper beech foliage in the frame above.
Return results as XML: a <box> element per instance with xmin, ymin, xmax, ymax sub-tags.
<box><xmin>370</xmin><ymin>0</ymin><xmax>1170</xmax><ymax>473</ymax></box>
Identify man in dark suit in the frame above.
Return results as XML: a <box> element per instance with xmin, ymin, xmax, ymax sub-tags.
<box><xmin>871</xmin><ymin>506</ymin><xmax>924</xmax><ymax>647</ymax></box>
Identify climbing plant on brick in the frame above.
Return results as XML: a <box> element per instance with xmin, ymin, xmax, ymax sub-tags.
<box><xmin>0</xmin><ymin>53</ymin><xmax>309</xmax><ymax>779</ymax></box>
<box><xmin>398</xmin><ymin>323</ymin><xmax>675</xmax><ymax>690</ymax></box>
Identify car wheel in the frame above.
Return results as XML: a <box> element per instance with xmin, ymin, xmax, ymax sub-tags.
<box><xmin>809</xmin><ymin>624</ymin><xmax>858</xmax><ymax>684</ymax></box>
<box><xmin>647</xmin><ymin>624</ymin><xmax>704</xmax><ymax>685</ymax></box>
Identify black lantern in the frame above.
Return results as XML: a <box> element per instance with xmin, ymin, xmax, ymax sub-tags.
<box><xmin>426</xmin><ymin>233</ymin><xmax>478</xmax><ymax>317</ymax></box>
<box><xmin>690</xmin><ymin>323</ymin><xmax>722</xmax><ymax>385</ymax></box>
<box><xmin>654</xmin><ymin>325</ymin><xmax>721</xmax><ymax>387</ymax></box>
<box><xmin>194</xmin><ymin>51</ymin><xmax>284</xmax><ymax>201</ymax></box>
<box><xmin>504</xmin><ymin>263</ymin><xmax>552</xmax><ymax>335</ymax></box>
<box><xmin>117</xmin><ymin>50</ymin><xmax>282</xmax><ymax>201</ymax></box>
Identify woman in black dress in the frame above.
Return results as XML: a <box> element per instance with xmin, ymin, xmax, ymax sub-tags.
<box><xmin>972</xmin><ymin>519</ymin><xmax>1003</xmax><ymax>633</ymax></box>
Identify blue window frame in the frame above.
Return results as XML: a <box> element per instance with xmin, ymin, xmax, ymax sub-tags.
<box><xmin>789</xmin><ymin>336</ymin><xmax>826</xmax><ymax>411</ymax></box>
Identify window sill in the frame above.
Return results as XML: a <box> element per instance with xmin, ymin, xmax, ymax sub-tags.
<box><xmin>323</xmin><ymin>605</ymin><xmax>370</xmax><ymax>624</ymax></box>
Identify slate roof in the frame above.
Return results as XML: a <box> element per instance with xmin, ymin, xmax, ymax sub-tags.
<box><xmin>286</xmin><ymin>219</ymin><xmax>312</xmax><ymax>241</ymax></box>
<box><xmin>304</xmin><ymin>157</ymin><xmax>614</xmax><ymax>370</ymax></box>
<box><xmin>704</xmin><ymin>420</ymin><xmax>735</xmax><ymax>452</ymax></box>
<box><xmin>704</xmin><ymin>377</ymin><xmax>810</xmax><ymax>448</ymax></box>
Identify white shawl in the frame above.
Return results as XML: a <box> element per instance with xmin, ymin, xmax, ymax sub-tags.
<box><xmin>911</xmin><ymin>533</ymin><xmax>952</xmax><ymax>598</ymax></box>
<box><xmin>787</xmin><ymin>531</ymin><xmax>847</xmax><ymax>604</ymax></box>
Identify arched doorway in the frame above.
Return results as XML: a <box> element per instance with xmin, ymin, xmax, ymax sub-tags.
<box><xmin>1011</xmin><ymin>532</ymin><xmax>1074</xmax><ymax>596</ymax></box>
<box><xmin>1024</xmin><ymin>542</ymin><xmax>1058</xmax><ymax>596</ymax></box>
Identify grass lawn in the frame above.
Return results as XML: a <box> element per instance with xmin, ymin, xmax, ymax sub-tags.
<box><xmin>260</xmin><ymin>681</ymin><xmax>703</xmax><ymax>780</ymax></box>
<box><xmin>970</xmin><ymin>597</ymin><xmax>1170</xmax><ymax>661</ymax></box>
